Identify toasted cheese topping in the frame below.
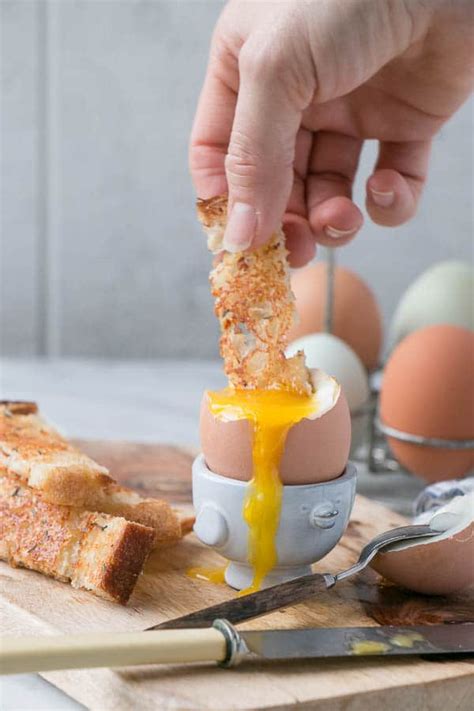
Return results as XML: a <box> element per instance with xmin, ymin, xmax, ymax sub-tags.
<box><xmin>197</xmin><ymin>196</ymin><xmax>312</xmax><ymax>394</ymax></box>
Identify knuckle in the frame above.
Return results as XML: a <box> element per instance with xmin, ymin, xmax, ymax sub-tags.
<box><xmin>225</xmin><ymin>129</ymin><xmax>293</xmax><ymax>188</ymax></box>
<box><xmin>209</xmin><ymin>34</ymin><xmax>239</xmax><ymax>83</ymax></box>
<box><xmin>225</xmin><ymin>146</ymin><xmax>263</xmax><ymax>188</ymax></box>
<box><xmin>239</xmin><ymin>39</ymin><xmax>285</xmax><ymax>82</ymax></box>
<box><xmin>239</xmin><ymin>29</ymin><xmax>315</xmax><ymax>108</ymax></box>
<box><xmin>314</xmin><ymin>171</ymin><xmax>353</xmax><ymax>191</ymax></box>
<box><xmin>189</xmin><ymin>143</ymin><xmax>224</xmax><ymax>172</ymax></box>
<box><xmin>189</xmin><ymin>144</ymin><xmax>211</xmax><ymax>172</ymax></box>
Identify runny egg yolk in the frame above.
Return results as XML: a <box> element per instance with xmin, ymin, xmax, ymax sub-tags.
<box><xmin>200</xmin><ymin>387</ymin><xmax>317</xmax><ymax>594</ymax></box>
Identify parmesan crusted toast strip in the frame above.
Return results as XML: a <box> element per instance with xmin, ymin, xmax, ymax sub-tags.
<box><xmin>0</xmin><ymin>472</ymin><xmax>155</xmax><ymax>604</ymax></box>
<box><xmin>197</xmin><ymin>196</ymin><xmax>312</xmax><ymax>394</ymax></box>
<box><xmin>0</xmin><ymin>402</ymin><xmax>186</xmax><ymax>546</ymax></box>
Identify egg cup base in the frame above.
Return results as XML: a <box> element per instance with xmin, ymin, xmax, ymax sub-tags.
<box><xmin>225</xmin><ymin>561</ymin><xmax>312</xmax><ymax>591</ymax></box>
<box><xmin>193</xmin><ymin>454</ymin><xmax>357</xmax><ymax>591</ymax></box>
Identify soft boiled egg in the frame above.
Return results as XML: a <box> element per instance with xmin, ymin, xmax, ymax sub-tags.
<box><xmin>198</xmin><ymin>368</ymin><xmax>351</xmax><ymax>592</ymax></box>
<box><xmin>371</xmin><ymin>492</ymin><xmax>474</xmax><ymax>595</ymax></box>
<box><xmin>200</xmin><ymin>369</ymin><xmax>351</xmax><ymax>485</ymax></box>
<box><xmin>286</xmin><ymin>333</ymin><xmax>370</xmax><ymax>454</ymax></box>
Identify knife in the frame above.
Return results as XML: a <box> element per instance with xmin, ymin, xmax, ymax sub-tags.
<box><xmin>2</xmin><ymin>622</ymin><xmax>472</xmax><ymax>674</ymax></box>
<box><xmin>153</xmin><ymin>572</ymin><xmax>333</xmax><ymax>629</ymax></box>
<box><xmin>152</xmin><ymin>522</ymin><xmax>439</xmax><ymax>630</ymax></box>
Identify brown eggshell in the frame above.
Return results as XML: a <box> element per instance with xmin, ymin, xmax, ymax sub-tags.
<box><xmin>371</xmin><ymin>523</ymin><xmax>474</xmax><ymax>595</ymax></box>
<box><xmin>199</xmin><ymin>389</ymin><xmax>351</xmax><ymax>485</ymax></box>
<box><xmin>380</xmin><ymin>325</ymin><xmax>474</xmax><ymax>482</ymax></box>
<box><xmin>289</xmin><ymin>263</ymin><xmax>382</xmax><ymax>371</ymax></box>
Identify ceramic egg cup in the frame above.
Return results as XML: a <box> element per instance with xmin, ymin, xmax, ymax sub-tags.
<box><xmin>192</xmin><ymin>454</ymin><xmax>357</xmax><ymax>590</ymax></box>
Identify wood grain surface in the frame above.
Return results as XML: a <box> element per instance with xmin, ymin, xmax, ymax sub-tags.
<box><xmin>1</xmin><ymin>440</ymin><xmax>472</xmax><ymax>711</ymax></box>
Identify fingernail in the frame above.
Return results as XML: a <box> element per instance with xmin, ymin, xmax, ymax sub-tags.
<box><xmin>324</xmin><ymin>225</ymin><xmax>358</xmax><ymax>240</ymax></box>
<box><xmin>223</xmin><ymin>202</ymin><xmax>256</xmax><ymax>253</ymax></box>
<box><xmin>370</xmin><ymin>189</ymin><xmax>394</xmax><ymax>207</ymax></box>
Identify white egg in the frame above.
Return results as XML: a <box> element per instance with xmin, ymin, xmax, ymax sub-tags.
<box><xmin>287</xmin><ymin>333</ymin><xmax>370</xmax><ymax>453</ymax></box>
<box><xmin>389</xmin><ymin>260</ymin><xmax>474</xmax><ymax>349</ymax></box>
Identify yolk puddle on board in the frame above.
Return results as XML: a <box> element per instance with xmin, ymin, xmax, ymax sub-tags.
<box><xmin>187</xmin><ymin>566</ymin><xmax>227</xmax><ymax>584</ymax></box>
<box><xmin>203</xmin><ymin>387</ymin><xmax>317</xmax><ymax>595</ymax></box>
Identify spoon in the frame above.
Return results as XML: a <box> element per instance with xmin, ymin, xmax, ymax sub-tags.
<box><xmin>155</xmin><ymin>523</ymin><xmax>440</xmax><ymax>629</ymax></box>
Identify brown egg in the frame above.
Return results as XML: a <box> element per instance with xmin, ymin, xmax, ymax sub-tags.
<box><xmin>200</xmin><ymin>379</ymin><xmax>351</xmax><ymax>485</ymax></box>
<box><xmin>372</xmin><ymin>525</ymin><xmax>474</xmax><ymax>596</ymax></box>
<box><xmin>380</xmin><ymin>325</ymin><xmax>474</xmax><ymax>482</ymax></box>
<box><xmin>289</xmin><ymin>263</ymin><xmax>382</xmax><ymax>371</ymax></box>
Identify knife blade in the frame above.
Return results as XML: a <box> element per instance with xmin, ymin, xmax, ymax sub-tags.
<box><xmin>151</xmin><ymin>572</ymin><xmax>334</xmax><ymax>630</ymax></box>
<box><xmin>235</xmin><ymin>623</ymin><xmax>474</xmax><ymax>663</ymax></box>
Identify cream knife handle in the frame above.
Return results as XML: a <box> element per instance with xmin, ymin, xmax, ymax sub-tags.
<box><xmin>0</xmin><ymin>628</ymin><xmax>227</xmax><ymax>675</ymax></box>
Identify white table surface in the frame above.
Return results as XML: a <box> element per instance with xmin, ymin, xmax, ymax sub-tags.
<box><xmin>0</xmin><ymin>358</ymin><xmax>425</xmax><ymax>711</ymax></box>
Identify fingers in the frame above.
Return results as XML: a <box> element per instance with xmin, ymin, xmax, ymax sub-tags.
<box><xmin>286</xmin><ymin>127</ymin><xmax>313</xmax><ymax>219</ymax></box>
<box><xmin>223</xmin><ymin>39</ymin><xmax>309</xmax><ymax>252</ymax></box>
<box><xmin>189</xmin><ymin>54</ymin><xmax>238</xmax><ymax>199</ymax></box>
<box><xmin>284</xmin><ymin>216</ymin><xmax>316</xmax><ymax>267</ymax></box>
<box><xmin>366</xmin><ymin>140</ymin><xmax>432</xmax><ymax>226</ymax></box>
<box><xmin>307</xmin><ymin>132</ymin><xmax>364</xmax><ymax>247</ymax></box>
<box><xmin>283</xmin><ymin>128</ymin><xmax>315</xmax><ymax>266</ymax></box>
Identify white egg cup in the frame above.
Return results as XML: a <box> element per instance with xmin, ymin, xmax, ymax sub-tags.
<box><xmin>192</xmin><ymin>454</ymin><xmax>357</xmax><ymax>590</ymax></box>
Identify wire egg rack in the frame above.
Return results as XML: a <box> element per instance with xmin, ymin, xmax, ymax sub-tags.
<box><xmin>320</xmin><ymin>249</ymin><xmax>474</xmax><ymax>475</ymax></box>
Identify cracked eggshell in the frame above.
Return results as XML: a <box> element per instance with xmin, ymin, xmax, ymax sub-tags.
<box><xmin>287</xmin><ymin>333</ymin><xmax>370</xmax><ymax>452</ymax></box>
<box><xmin>199</xmin><ymin>369</ymin><xmax>351</xmax><ymax>485</ymax></box>
<box><xmin>371</xmin><ymin>493</ymin><xmax>474</xmax><ymax>595</ymax></box>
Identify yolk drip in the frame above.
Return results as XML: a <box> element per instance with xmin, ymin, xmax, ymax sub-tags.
<box><xmin>208</xmin><ymin>387</ymin><xmax>317</xmax><ymax>594</ymax></box>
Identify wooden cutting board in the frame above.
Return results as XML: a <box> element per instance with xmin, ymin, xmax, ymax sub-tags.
<box><xmin>1</xmin><ymin>440</ymin><xmax>473</xmax><ymax>711</ymax></box>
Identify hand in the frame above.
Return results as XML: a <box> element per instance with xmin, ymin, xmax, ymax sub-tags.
<box><xmin>190</xmin><ymin>0</ymin><xmax>473</xmax><ymax>265</ymax></box>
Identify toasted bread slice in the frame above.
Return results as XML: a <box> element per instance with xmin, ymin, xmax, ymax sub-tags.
<box><xmin>197</xmin><ymin>196</ymin><xmax>312</xmax><ymax>394</ymax></box>
<box><xmin>0</xmin><ymin>402</ymin><xmax>187</xmax><ymax>546</ymax></box>
<box><xmin>0</xmin><ymin>471</ymin><xmax>155</xmax><ymax>604</ymax></box>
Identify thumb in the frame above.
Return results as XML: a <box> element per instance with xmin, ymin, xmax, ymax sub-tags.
<box><xmin>223</xmin><ymin>44</ymin><xmax>305</xmax><ymax>252</ymax></box>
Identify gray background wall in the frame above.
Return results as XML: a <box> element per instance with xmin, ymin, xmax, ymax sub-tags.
<box><xmin>1</xmin><ymin>0</ymin><xmax>472</xmax><ymax>359</ymax></box>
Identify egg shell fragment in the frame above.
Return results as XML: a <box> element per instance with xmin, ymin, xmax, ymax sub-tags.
<box><xmin>287</xmin><ymin>333</ymin><xmax>370</xmax><ymax>452</ymax></box>
<box><xmin>372</xmin><ymin>525</ymin><xmax>474</xmax><ymax>595</ymax></box>
<box><xmin>371</xmin><ymin>493</ymin><xmax>474</xmax><ymax>595</ymax></box>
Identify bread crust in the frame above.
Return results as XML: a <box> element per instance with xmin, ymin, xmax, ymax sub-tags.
<box><xmin>0</xmin><ymin>402</ymin><xmax>187</xmax><ymax>546</ymax></box>
<box><xmin>0</xmin><ymin>401</ymin><xmax>38</xmax><ymax>415</ymax></box>
<box><xmin>196</xmin><ymin>195</ymin><xmax>228</xmax><ymax>232</ymax></box>
<box><xmin>0</xmin><ymin>472</ymin><xmax>155</xmax><ymax>604</ymax></box>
